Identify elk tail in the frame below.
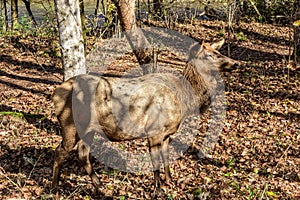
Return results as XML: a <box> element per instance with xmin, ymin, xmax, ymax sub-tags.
<box><xmin>52</xmin><ymin>77</ymin><xmax>76</xmax><ymax>117</ymax></box>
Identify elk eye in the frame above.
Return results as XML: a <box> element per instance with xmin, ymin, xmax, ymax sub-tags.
<box><xmin>207</xmin><ymin>54</ymin><xmax>212</xmax><ymax>58</ymax></box>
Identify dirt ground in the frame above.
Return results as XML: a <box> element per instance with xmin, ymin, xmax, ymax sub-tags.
<box><xmin>0</xmin><ymin>20</ymin><xmax>299</xmax><ymax>199</ymax></box>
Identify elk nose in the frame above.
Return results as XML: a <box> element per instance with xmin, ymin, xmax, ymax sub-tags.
<box><xmin>233</xmin><ymin>60</ymin><xmax>241</xmax><ymax>68</ymax></box>
<box><xmin>221</xmin><ymin>60</ymin><xmax>240</xmax><ymax>71</ymax></box>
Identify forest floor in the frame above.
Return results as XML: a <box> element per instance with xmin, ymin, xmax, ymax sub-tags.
<box><xmin>0</xmin><ymin>20</ymin><xmax>299</xmax><ymax>199</ymax></box>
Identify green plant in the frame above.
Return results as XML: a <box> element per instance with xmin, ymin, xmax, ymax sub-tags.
<box><xmin>83</xmin><ymin>195</ymin><xmax>92</xmax><ymax>200</ymax></box>
<box><xmin>229</xmin><ymin>181</ymin><xmax>241</xmax><ymax>191</ymax></box>
<box><xmin>246</xmin><ymin>185</ymin><xmax>257</xmax><ymax>200</ymax></box>
<box><xmin>119</xmin><ymin>143</ymin><xmax>126</xmax><ymax>150</ymax></box>
<box><xmin>118</xmin><ymin>196</ymin><xmax>126</xmax><ymax>200</ymax></box>
<box><xmin>16</xmin><ymin>15</ymin><xmax>32</xmax><ymax>33</ymax></box>
<box><xmin>266</xmin><ymin>191</ymin><xmax>278</xmax><ymax>198</ymax></box>
<box><xmin>236</xmin><ymin>32</ymin><xmax>247</xmax><ymax>41</ymax></box>
<box><xmin>194</xmin><ymin>188</ymin><xmax>201</xmax><ymax>196</ymax></box>
<box><xmin>226</xmin><ymin>158</ymin><xmax>236</xmax><ymax>168</ymax></box>
<box><xmin>219</xmin><ymin>29</ymin><xmax>225</xmax><ymax>37</ymax></box>
<box><xmin>107</xmin><ymin>184</ymin><xmax>113</xmax><ymax>190</ymax></box>
<box><xmin>223</xmin><ymin>172</ymin><xmax>233</xmax><ymax>177</ymax></box>
<box><xmin>242</xmin><ymin>0</ymin><xmax>294</xmax><ymax>23</ymax></box>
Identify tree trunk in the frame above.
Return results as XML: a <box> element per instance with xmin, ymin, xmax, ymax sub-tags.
<box><xmin>95</xmin><ymin>0</ymin><xmax>100</xmax><ymax>16</ymax></box>
<box><xmin>101</xmin><ymin>0</ymin><xmax>106</xmax><ymax>16</ymax></box>
<box><xmin>22</xmin><ymin>0</ymin><xmax>37</xmax><ymax>27</ymax></box>
<box><xmin>1</xmin><ymin>0</ymin><xmax>8</xmax><ymax>31</ymax></box>
<box><xmin>79</xmin><ymin>0</ymin><xmax>86</xmax><ymax>55</ymax></box>
<box><xmin>11</xmin><ymin>0</ymin><xmax>18</xmax><ymax>30</ymax></box>
<box><xmin>294</xmin><ymin>0</ymin><xmax>300</xmax><ymax>64</ymax></box>
<box><xmin>153</xmin><ymin>0</ymin><xmax>163</xmax><ymax>18</ymax></box>
<box><xmin>113</xmin><ymin>0</ymin><xmax>156</xmax><ymax>74</ymax></box>
<box><xmin>54</xmin><ymin>0</ymin><xmax>86</xmax><ymax>81</ymax></box>
<box><xmin>147</xmin><ymin>0</ymin><xmax>151</xmax><ymax>16</ymax></box>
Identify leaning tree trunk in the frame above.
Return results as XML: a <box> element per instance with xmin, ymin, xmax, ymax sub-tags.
<box><xmin>54</xmin><ymin>0</ymin><xmax>86</xmax><ymax>81</ymax></box>
<box><xmin>11</xmin><ymin>0</ymin><xmax>18</xmax><ymax>30</ymax></box>
<box><xmin>22</xmin><ymin>0</ymin><xmax>37</xmax><ymax>27</ymax></box>
<box><xmin>113</xmin><ymin>0</ymin><xmax>156</xmax><ymax>74</ymax></box>
<box><xmin>294</xmin><ymin>0</ymin><xmax>300</xmax><ymax>64</ymax></box>
<box><xmin>1</xmin><ymin>0</ymin><xmax>8</xmax><ymax>31</ymax></box>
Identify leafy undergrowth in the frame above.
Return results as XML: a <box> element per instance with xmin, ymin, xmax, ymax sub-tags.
<box><xmin>0</xmin><ymin>20</ymin><xmax>299</xmax><ymax>199</ymax></box>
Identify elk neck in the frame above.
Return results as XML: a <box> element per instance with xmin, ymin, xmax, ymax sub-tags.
<box><xmin>182</xmin><ymin>61</ymin><xmax>211</xmax><ymax>113</ymax></box>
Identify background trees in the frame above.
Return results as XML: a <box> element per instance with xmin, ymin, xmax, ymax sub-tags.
<box><xmin>113</xmin><ymin>0</ymin><xmax>155</xmax><ymax>74</ymax></box>
<box><xmin>0</xmin><ymin>0</ymin><xmax>297</xmax><ymax>79</ymax></box>
<box><xmin>0</xmin><ymin>0</ymin><xmax>8</xmax><ymax>31</ymax></box>
<box><xmin>10</xmin><ymin>0</ymin><xmax>18</xmax><ymax>30</ymax></box>
<box><xmin>0</xmin><ymin>0</ymin><xmax>298</xmax><ymax>79</ymax></box>
<box><xmin>21</xmin><ymin>0</ymin><xmax>37</xmax><ymax>27</ymax></box>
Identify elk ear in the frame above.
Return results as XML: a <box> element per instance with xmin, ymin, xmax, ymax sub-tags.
<box><xmin>188</xmin><ymin>42</ymin><xmax>203</xmax><ymax>61</ymax></box>
<box><xmin>211</xmin><ymin>39</ymin><xmax>225</xmax><ymax>50</ymax></box>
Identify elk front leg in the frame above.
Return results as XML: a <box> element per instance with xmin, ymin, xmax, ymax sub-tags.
<box><xmin>161</xmin><ymin>137</ymin><xmax>171</xmax><ymax>182</ymax></box>
<box><xmin>148</xmin><ymin>137</ymin><xmax>161</xmax><ymax>186</ymax></box>
<box><xmin>77</xmin><ymin>139</ymin><xmax>100</xmax><ymax>187</ymax></box>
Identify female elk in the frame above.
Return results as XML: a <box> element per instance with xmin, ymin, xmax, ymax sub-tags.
<box><xmin>51</xmin><ymin>39</ymin><xmax>238</xmax><ymax>190</ymax></box>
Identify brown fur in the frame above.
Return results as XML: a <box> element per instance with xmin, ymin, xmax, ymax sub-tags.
<box><xmin>51</xmin><ymin>40</ymin><xmax>238</xmax><ymax>190</ymax></box>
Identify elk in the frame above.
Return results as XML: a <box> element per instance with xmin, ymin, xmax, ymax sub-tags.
<box><xmin>51</xmin><ymin>39</ymin><xmax>238</xmax><ymax>190</ymax></box>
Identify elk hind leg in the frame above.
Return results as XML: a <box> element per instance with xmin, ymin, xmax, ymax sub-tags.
<box><xmin>52</xmin><ymin>141</ymin><xmax>75</xmax><ymax>190</ymax></box>
<box><xmin>77</xmin><ymin>138</ymin><xmax>100</xmax><ymax>187</ymax></box>
<box><xmin>148</xmin><ymin>137</ymin><xmax>162</xmax><ymax>186</ymax></box>
<box><xmin>161</xmin><ymin>137</ymin><xmax>171</xmax><ymax>182</ymax></box>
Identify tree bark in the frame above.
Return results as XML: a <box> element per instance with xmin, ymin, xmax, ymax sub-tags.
<box><xmin>1</xmin><ymin>0</ymin><xmax>8</xmax><ymax>31</ymax></box>
<box><xmin>113</xmin><ymin>0</ymin><xmax>156</xmax><ymax>74</ymax></box>
<box><xmin>153</xmin><ymin>0</ymin><xmax>163</xmax><ymax>18</ymax></box>
<box><xmin>54</xmin><ymin>0</ymin><xmax>86</xmax><ymax>81</ymax></box>
<box><xmin>11</xmin><ymin>0</ymin><xmax>18</xmax><ymax>30</ymax></box>
<box><xmin>101</xmin><ymin>0</ymin><xmax>106</xmax><ymax>16</ymax></box>
<box><xmin>95</xmin><ymin>0</ymin><xmax>100</xmax><ymax>16</ymax></box>
<box><xmin>294</xmin><ymin>0</ymin><xmax>300</xmax><ymax>64</ymax></box>
<box><xmin>79</xmin><ymin>0</ymin><xmax>86</xmax><ymax>55</ymax></box>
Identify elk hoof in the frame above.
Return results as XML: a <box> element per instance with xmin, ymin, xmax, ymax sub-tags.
<box><xmin>91</xmin><ymin>174</ymin><xmax>101</xmax><ymax>188</ymax></box>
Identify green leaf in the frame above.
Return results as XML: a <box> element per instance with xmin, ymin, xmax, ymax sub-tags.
<box><xmin>107</xmin><ymin>185</ymin><xmax>113</xmax><ymax>190</ymax></box>
<box><xmin>223</xmin><ymin>172</ymin><xmax>233</xmax><ymax>177</ymax></box>
<box><xmin>83</xmin><ymin>196</ymin><xmax>91</xmax><ymax>200</ymax></box>
<box><xmin>266</xmin><ymin>191</ymin><xmax>278</xmax><ymax>197</ymax></box>
<box><xmin>293</xmin><ymin>20</ymin><xmax>300</xmax><ymax>26</ymax></box>
<box><xmin>194</xmin><ymin>188</ymin><xmax>201</xmax><ymax>196</ymax></box>
<box><xmin>119</xmin><ymin>196</ymin><xmax>126</xmax><ymax>200</ymax></box>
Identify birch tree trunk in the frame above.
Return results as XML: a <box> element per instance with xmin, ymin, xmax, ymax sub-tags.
<box><xmin>54</xmin><ymin>0</ymin><xmax>86</xmax><ymax>81</ymax></box>
<box><xmin>294</xmin><ymin>0</ymin><xmax>300</xmax><ymax>64</ymax></box>
<box><xmin>113</xmin><ymin>0</ymin><xmax>156</xmax><ymax>74</ymax></box>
